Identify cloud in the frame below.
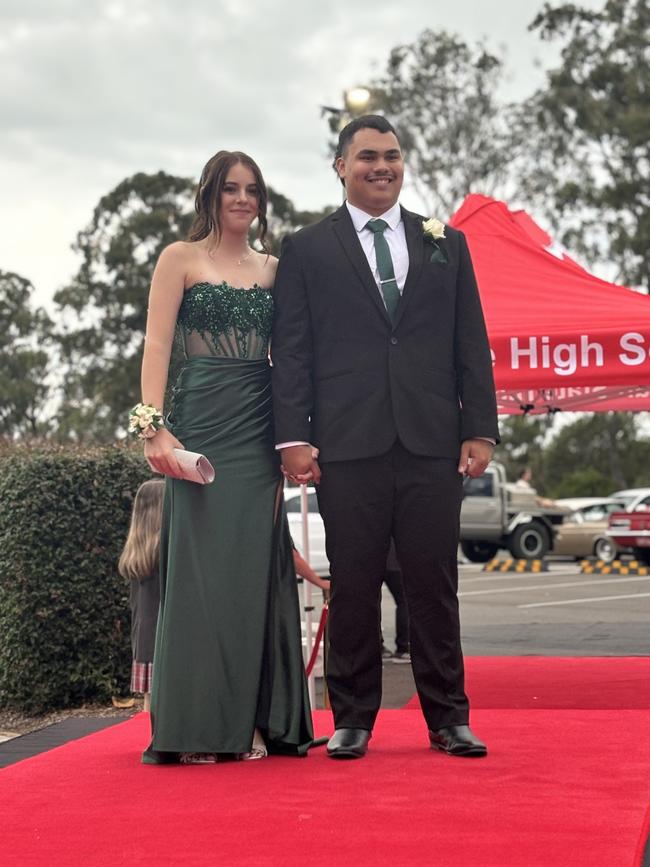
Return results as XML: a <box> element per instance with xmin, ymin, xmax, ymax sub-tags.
<box><xmin>1</xmin><ymin>0</ymin><xmax>550</xmax><ymax>168</ymax></box>
<box><xmin>0</xmin><ymin>0</ymin><xmax>603</xmax><ymax>303</ymax></box>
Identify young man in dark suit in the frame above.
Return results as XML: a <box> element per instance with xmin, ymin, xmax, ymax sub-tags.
<box><xmin>272</xmin><ymin>115</ymin><xmax>499</xmax><ymax>759</ymax></box>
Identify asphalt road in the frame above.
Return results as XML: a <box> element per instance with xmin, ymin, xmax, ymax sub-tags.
<box><xmin>382</xmin><ymin>558</ymin><xmax>650</xmax><ymax>657</ymax></box>
<box><xmin>304</xmin><ymin>559</ymin><xmax>649</xmax><ymax>658</ymax></box>
<box><xmin>304</xmin><ymin>558</ymin><xmax>649</xmax><ymax>708</ymax></box>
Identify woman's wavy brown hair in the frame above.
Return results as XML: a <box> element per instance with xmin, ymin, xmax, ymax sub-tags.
<box><xmin>187</xmin><ymin>150</ymin><xmax>270</xmax><ymax>253</ymax></box>
<box><xmin>118</xmin><ymin>479</ymin><xmax>165</xmax><ymax>581</ymax></box>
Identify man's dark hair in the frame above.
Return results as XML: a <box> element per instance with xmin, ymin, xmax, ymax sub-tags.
<box><xmin>333</xmin><ymin>114</ymin><xmax>400</xmax><ymax>185</ymax></box>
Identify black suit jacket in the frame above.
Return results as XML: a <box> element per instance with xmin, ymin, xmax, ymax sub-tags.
<box><xmin>271</xmin><ymin>204</ymin><xmax>499</xmax><ymax>462</ymax></box>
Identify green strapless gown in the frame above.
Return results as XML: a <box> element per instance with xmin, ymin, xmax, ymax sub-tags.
<box><xmin>143</xmin><ymin>281</ymin><xmax>313</xmax><ymax>762</ymax></box>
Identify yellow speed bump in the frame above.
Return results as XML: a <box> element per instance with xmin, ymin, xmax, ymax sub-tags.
<box><xmin>580</xmin><ymin>558</ymin><xmax>649</xmax><ymax>576</ymax></box>
<box><xmin>482</xmin><ymin>558</ymin><xmax>548</xmax><ymax>573</ymax></box>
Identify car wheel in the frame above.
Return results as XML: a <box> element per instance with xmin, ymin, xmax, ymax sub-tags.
<box><xmin>508</xmin><ymin>522</ymin><xmax>550</xmax><ymax>560</ymax></box>
<box><xmin>593</xmin><ymin>537</ymin><xmax>616</xmax><ymax>563</ymax></box>
<box><xmin>460</xmin><ymin>541</ymin><xmax>499</xmax><ymax>563</ymax></box>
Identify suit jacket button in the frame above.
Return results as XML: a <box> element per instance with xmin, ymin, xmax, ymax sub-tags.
<box><xmin>390</xmin><ymin>336</ymin><xmax>398</xmax><ymax>345</ymax></box>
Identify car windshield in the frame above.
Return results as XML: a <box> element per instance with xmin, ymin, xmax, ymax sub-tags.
<box><xmin>578</xmin><ymin>502</ymin><xmax>624</xmax><ymax>521</ymax></box>
<box><xmin>617</xmin><ymin>493</ymin><xmax>647</xmax><ymax>509</ymax></box>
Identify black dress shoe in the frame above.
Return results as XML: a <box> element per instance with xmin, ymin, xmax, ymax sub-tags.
<box><xmin>429</xmin><ymin>725</ymin><xmax>487</xmax><ymax>758</ymax></box>
<box><xmin>327</xmin><ymin>728</ymin><xmax>371</xmax><ymax>759</ymax></box>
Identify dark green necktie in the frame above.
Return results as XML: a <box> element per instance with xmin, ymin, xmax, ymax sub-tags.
<box><xmin>365</xmin><ymin>219</ymin><xmax>400</xmax><ymax>323</ymax></box>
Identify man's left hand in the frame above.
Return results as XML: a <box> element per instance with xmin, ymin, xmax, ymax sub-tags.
<box><xmin>458</xmin><ymin>439</ymin><xmax>494</xmax><ymax>478</ymax></box>
<box><xmin>281</xmin><ymin>444</ymin><xmax>321</xmax><ymax>485</ymax></box>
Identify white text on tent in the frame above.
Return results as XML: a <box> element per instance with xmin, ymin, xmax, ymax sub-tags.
<box><xmin>508</xmin><ymin>333</ymin><xmax>650</xmax><ymax>376</ymax></box>
<box><xmin>510</xmin><ymin>335</ymin><xmax>603</xmax><ymax>377</ymax></box>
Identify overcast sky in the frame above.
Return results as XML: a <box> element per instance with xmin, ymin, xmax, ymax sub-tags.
<box><xmin>1</xmin><ymin>0</ymin><xmax>603</xmax><ymax>308</ymax></box>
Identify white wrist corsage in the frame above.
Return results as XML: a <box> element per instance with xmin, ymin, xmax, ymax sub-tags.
<box><xmin>128</xmin><ymin>403</ymin><xmax>165</xmax><ymax>440</ymax></box>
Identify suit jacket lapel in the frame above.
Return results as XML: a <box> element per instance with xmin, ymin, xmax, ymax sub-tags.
<box><xmin>330</xmin><ymin>205</ymin><xmax>392</xmax><ymax>324</ymax></box>
<box><xmin>393</xmin><ymin>207</ymin><xmax>424</xmax><ymax>330</ymax></box>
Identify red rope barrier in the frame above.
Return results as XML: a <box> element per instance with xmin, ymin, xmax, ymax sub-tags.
<box><xmin>305</xmin><ymin>603</ymin><xmax>328</xmax><ymax>677</ymax></box>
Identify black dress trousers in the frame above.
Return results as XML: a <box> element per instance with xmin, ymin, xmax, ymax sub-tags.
<box><xmin>317</xmin><ymin>441</ymin><xmax>469</xmax><ymax>732</ymax></box>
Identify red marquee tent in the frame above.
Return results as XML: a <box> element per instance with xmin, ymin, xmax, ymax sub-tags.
<box><xmin>450</xmin><ymin>194</ymin><xmax>650</xmax><ymax>414</ymax></box>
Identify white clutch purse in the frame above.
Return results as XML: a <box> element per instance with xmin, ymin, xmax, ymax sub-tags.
<box><xmin>173</xmin><ymin>449</ymin><xmax>215</xmax><ymax>485</ymax></box>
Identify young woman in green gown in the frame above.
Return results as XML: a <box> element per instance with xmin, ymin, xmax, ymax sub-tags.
<box><xmin>136</xmin><ymin>150</ymin><xmax>313</xmax><ymax>764</ymax></box>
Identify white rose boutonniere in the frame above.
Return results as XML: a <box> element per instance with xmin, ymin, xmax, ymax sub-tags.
<box><xmin>422</xmin><ymin>217</ymin><xmax>448</xmax><ymax>264</ymax></box>
<box><xmin>422</xmin><ymin>217</ymin><xmax>446</xmax><ymax>241</ymax></box>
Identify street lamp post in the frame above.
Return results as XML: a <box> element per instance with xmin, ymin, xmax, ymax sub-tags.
<box><xmin>344</xmin><ymin>86</ymin><xmax>372</xmax><ymax>115</ymax></box>
<box><xmin>321</xmin><ymin>85</ymin><xmax>373</xmax><ymax>132</ymax></box>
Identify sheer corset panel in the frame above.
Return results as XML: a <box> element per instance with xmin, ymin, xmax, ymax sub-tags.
<box><xmin>177</xmin><ymin>281</ymin><xmax>273</xmax><ymax>360</ymax></box>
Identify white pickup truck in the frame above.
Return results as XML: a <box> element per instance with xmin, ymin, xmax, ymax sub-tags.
<box><xmin>460</xmin><ymin>461</ymin><xmax>566</xmax><ymax>562</ymax></box>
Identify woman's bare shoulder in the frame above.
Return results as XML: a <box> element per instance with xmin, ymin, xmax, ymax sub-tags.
<box><xmin>151</xmin><ymin>242</ymin><xmax>201</xmax><ymax>295</ymax></box>
<box><xmin>157</xmin><ymin>240</ymin><xmax>198</xmax><ymax>264</ymax></box>
<box><xmin>259</xmin><ymin>251</ymin><xmax>279</xmax><ymax>278</ymax></box>
<box><xmin>155</xmin><ymin>240</ymin><xmax>207</xmax><ymax>283</ymax></box>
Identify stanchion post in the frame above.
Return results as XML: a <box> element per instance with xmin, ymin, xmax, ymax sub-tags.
<box><xmin>300</xmin><ymin>484</ymin><xmax>316</xmax><ymax>709</ymax></box>
<box><xmin>322</xmin><ymin>587</ymin><xmax>330</xmax><ymax>710</ymax></box>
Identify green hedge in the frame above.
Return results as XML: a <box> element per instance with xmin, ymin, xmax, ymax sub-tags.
<box><xmin>0</xmin><ymin>442</ymin><xmax>153</xmax><ymax>713</ymax></box>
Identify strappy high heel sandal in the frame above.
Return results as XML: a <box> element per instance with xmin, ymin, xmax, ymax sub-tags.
<box><xmin>238</xmin><ymin>728</ymin><xmax>268</xmax><ymax>761</ymax></box>
<box><xmin>179</xmin><ymin>752</ymin><xmax>218</xmax><ymax>764</ymax></box>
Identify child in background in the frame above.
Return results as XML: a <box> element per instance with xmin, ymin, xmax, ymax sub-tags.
<box><xmin>292</xmin><ymin>545</ymin><xmax>330</xmax><ymax>593</ymax></box>
<box><xmin>118</xmin><ymin>479</ymin><xmax>164</xmax><ymax>712</ymax></box>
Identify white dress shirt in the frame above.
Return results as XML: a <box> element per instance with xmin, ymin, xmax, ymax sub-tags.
<box><xmin>346</xmin><ymin>201</ymin><xmax>409</xmax><ymax>296</ymax></box>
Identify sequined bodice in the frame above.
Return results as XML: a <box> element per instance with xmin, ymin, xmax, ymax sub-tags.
<box><xmin>177</xmin><ymin>281</ymin><xmax>273</xmax><ymax>360</ymax></box>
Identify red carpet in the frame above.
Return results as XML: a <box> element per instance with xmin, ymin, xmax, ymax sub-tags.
<box><xmin>405</xmin><ymin>656</ymin><xmax>650</xmax><ymax>709</ymax></box>
<box><xmin>1</xmin><ymin>658</ymin><xmax>649</xmax><ymax>867</ymax></box>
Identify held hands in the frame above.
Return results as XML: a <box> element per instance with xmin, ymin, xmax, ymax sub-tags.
<box><xmin>144</xmin><ymin>428</ymin><xmax>186</xmax><ymax>478</ymax></box>
<box><xmin>458</xmin><ymin>439</ymin><xmax>494</xmax><ymax>478</ymax></box>
<box><xmin>281</xmin><ymin>444</ymin><xmax>321</xmax><ymax>485</ymax></box>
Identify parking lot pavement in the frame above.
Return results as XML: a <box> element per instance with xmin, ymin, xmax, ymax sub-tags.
<box><xmin>321</xmin><ymin>560</ymin><xmax>650</xmax><ymax>658</ymax></box>
<box><xmin>303</xmin><ymin>559</ymin><xmax>648</xmax><ymax>709</ymax></box>
<box><xmin>457</xmin><ymin>560</ymin><xmax>650</xmax><ymax>656</ymax></box>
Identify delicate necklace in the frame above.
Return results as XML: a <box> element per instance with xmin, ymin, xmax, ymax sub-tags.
<box><xmin>237</xmin><ymin>247</ymin><xmax>254</xmax><ymax>266</ymax></box>
<box><xmin>207</xmin><ymin>244</ymin><xmax>254</xmax><ymax>266</ymax></box>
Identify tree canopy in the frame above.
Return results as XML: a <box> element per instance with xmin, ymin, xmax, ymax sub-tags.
<box><xmin>540</xmin><ymin>413</ymin><xmax>650</xmax><ymax>496</ymax></box>
<box><xmin>368</xmin><ymin>29</ymin><xmax>523</xmax><ymax>217</ymax></box>
<box><xmin>522</xmin><ymin>0</ymin><xmax>649</xmax><ymax>290</ymax></box>
<box><xmin>53</xmin><ymin>171</ymin><xmax>196</xmax><ymax>440</ymax></box>
<box><xmin>266</xmin><ymin>188</ymin><xmax>335</xmax><ymax>249</ymax></box>
<box><xmin>0</xmin><ymin>270</ymin><xmax>53</xmax><ymax>438</ymax></box>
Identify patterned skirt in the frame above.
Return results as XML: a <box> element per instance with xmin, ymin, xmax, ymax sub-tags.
<box><xmin>131</xmin><ymin>661</ymin><xmax>154</xmax><ymax>694</ymax></box>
